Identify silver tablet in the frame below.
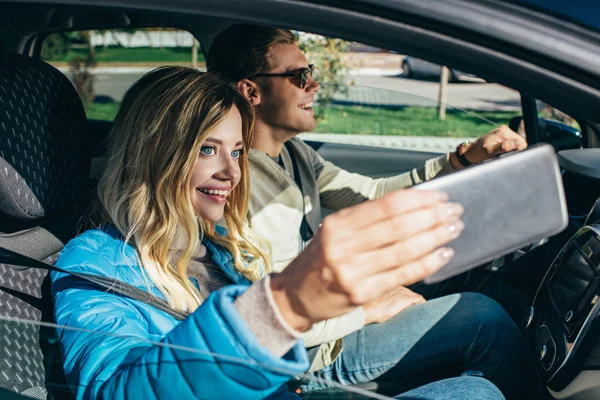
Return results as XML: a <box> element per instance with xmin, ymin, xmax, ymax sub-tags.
<box><xmin>415</xmin><ymin>144</ymin><xmax>568</xmax><ymax>284</ymax></box>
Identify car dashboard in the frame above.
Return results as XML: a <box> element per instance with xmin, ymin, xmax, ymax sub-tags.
<box><xmin>525</xmin><ymin>149</ymin><xmax>600</xmax><ymax>399</ymax></box>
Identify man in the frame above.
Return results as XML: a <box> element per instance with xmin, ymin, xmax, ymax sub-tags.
<box><xmin>207</xmin><ymin>24</ymin><xmax>544</xmax><ymax>399</ymax></box>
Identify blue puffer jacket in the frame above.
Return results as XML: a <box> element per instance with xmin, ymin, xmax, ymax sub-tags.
<box><xmin>51</xmin><ymin>228</ymin><xmax>309</xmax><ymax>400</ymax></box>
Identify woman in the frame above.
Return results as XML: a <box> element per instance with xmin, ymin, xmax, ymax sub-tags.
<box><xmin>51</xmin><ymin>67</ymin><xmax>503</xmax><ymax>399</ymax></box>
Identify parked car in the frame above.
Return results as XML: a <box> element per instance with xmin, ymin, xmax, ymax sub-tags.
<box><xmin>1</xmin><ymin>0</ymin><xmax>600</xmax><ymax>399</ymax></box>
<box><xmin>401</xmin><ymin>56</ymin><xmax>480</xmax><ymax>82</ymax></box>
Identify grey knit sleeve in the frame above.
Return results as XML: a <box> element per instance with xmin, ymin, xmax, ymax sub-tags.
<box><xmin>234</xmin><ymin>275</ymin><xmax>302</xmax><ymax>357</ymax></box>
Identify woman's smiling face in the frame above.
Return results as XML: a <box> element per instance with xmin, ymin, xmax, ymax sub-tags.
<box><xmin>190</xmin><ymin>106</ymin><xmax>244</xmax><ymax>222</ymax></box>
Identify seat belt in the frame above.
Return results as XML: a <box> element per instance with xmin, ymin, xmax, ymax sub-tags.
<box><xmin>0</xmin><ymin>247</ymin><xmax>189</xmax><ymax>321</ymax></box>
<box><xmin>1</xmin><ymin>247</ymin><xmax>326</xmax><ymax>364</ymax></box>
<box><xmin>283</xmin><ymin>141</ymin><xmax>314</xmax><ymax>242</ymax></box>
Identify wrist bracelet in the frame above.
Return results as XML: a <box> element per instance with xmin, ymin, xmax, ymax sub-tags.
<box><xmin>455</xmin><ymin>141</ymin><xmax>474</xmax><ymax>167</ymax></box>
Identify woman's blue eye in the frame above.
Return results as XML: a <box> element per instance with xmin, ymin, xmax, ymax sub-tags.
<box><xmin>232</xmin><ymin>149</ymin><xmax>243</xmax><ymax>159</ymax></box>
<box><xmin>200</xmin><ymin>146</ymin><xmax>215</xmax><ymax>156</ymax></box>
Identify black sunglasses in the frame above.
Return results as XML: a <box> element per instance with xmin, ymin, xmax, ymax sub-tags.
<box><xmin>252</xmin><ymin>64</ymin><xmax>315</xmax><ymax>89</ymax></box>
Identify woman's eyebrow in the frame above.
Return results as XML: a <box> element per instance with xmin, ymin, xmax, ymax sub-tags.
<box><xmin>204</xmin><ymin>138</ymin><xmax>244</xmax><ymax>147</ymax></box>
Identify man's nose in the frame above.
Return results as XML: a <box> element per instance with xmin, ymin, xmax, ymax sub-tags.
<box><xmin>306</xmin><ymin>75</ymin><xmax>320</xmax><ymax>93</ymax></box>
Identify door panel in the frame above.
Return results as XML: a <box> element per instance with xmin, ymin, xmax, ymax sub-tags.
<box><xmin>306</xmin><ymin>140</ymin><xmax>442</xmax><ymax>178</ymax></box>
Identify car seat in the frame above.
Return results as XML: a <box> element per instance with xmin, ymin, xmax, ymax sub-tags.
<box><xmin>0</xmin><ymin>53</ymin><xmax>90</xmax><ymax>399</ymax></box>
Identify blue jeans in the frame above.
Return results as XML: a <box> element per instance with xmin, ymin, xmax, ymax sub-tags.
<box><xmin>306</xmin><ymin>293</ymin><xmax>541</xmax><ymax>399</ymax></box>
<box><xmin>408</xmin><ymin>268</ymin><xmax>531</xmax><ymax>325</ymax></box>
<box><xmin>395</xmin><ymin>377</ymin><xmax>504</xmax><ymax>400</ymax></box>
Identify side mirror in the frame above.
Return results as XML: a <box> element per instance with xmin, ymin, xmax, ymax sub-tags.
<box><xmin>508</xmin><ymin>116</ymin><xmax>581</xmax><ymax>151</ymax></box>
<box><xmin>538</xmin><ymin>118</ymin><xmax>582</xmax><ymax>151</ymax></box>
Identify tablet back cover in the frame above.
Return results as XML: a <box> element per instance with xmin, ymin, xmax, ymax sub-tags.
<box><xmin>415</xmin><ymin>144</ymin><xmax>568</xmax><ymax>284</ymax></box>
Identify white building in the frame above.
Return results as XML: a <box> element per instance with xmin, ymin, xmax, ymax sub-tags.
<box><xmin>91</xmin><ymin>30</ymin><xmax>195</xmax><ymax>48</ymax></box>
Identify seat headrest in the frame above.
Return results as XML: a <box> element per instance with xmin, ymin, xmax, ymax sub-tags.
<box><xmin>0</xmin><ymin>54</ymin><xmax>89</xmax><ymax>224</ymax></box>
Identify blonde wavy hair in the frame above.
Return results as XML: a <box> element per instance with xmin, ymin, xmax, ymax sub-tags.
<box><xmin>93</xmin><ymin>67</ymin><xmax>270</xmax><ymax>312</ymax></box>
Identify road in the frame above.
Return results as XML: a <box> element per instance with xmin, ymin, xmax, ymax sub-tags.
<box><xmin>89</xmin><ymin>71</ymin><xmax>521</xmax><ymax>111</ymax></box>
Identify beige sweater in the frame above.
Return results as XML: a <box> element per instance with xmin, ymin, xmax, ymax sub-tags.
<box><xmin>248</xmin><ymin>138</ymin><xmax>454</xmax><ymax>370</ymax></box>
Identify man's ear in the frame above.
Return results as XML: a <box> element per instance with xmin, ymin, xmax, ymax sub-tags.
<box><xmin>237</xmin><ymin>79</ymin><xmax>261</xmax><ymax>106</ymax></box>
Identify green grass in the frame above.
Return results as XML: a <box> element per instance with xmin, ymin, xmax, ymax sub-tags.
<box><xmin>46</xmin><ymin>46</ymin><xmax>205</xmax><ymax>63</ymax></box>
<box><xmin>87</xmin><ymin>102</ymin><xmax>120</xmax><ymax>121</ymax></box>
<box><xmin>87</xmin><ymin>101</ymin><xmax>519</xmax><ymax>137</ymax></box>
<box><xmin>313</xmin><ymin>105</ymin><xmax>520</xmax><ymax>137</ymax></box>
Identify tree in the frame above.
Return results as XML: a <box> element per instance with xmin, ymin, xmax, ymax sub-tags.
<box><xmin>438</xmin><ymin>66</ymin><xmax>449</xmax><ymax>120</ymax></box>
<box><xmin>40</xmin><ymin>33</ymin><xmax>70</xmax><ymax>60</ymax></box>
<box><xmin>192</xmin><ymin>39</ymin><xmax>199</xmax><ymax>67</ymax></box>
<box><xmin>79</xmin><ymin>30</ymin><xmax>95</xmax><ymax>57</ymax></box>
<box><xmin>69</xmin><ymin>53</ymin><xmax>97</xmax><ymax>110</ymax></box>
<box><xmin>108</xmin><ymin>28</ymin><xmax>138</xmax><ymax>48</ymax></box>
<box><xmin>538</xmin><ymin>101</ymin><xmax>576</xmax><ymax>127</ymax></box>
<box><xmin>297</xmin><ymin>33</ymin><xmax>351</xmax><ymax>119</ymax></box>
<box><xmin>96</xmin><ymin>30</ymin><xmax>111</xmax><ymax>51</ymax></box>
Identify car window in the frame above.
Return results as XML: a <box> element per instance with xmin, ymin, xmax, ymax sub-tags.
<box><xmin>297</xmin><ymin>34</ymin><xmax>522</xmax><ymax>154</ymax></box>
<box><xmin>535</xmin><ymin>100</ymin><xmax>582</xmax><ymax>151</ymax></box>
<box><xmin>303</xmin><ymin>84</ymin><xmax>521</xmax><ymax>154</ymax></box>
<box><xmin>41</xmin><ymin>28</ymin><xmax>203</xmax><ymax>121</ymax></box>
<box><xmin>0</xmin><ymin>315</ymin><xmax>391</xmax><ymax>399</ymax></box>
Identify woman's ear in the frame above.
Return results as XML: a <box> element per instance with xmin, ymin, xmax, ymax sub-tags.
<box><xmin>237</xmin><ymin>79</ymin><xmax>261</xmax><ymax>106</ymax></box>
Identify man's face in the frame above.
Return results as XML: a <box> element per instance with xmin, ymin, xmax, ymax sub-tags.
<box><xmin>254</xmin><ymin>43</ymin><xmax>321</xmax><ymax>139</ymax></box>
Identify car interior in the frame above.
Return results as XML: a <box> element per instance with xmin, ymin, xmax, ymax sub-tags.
<box><xmin>2</xmin><ymin>0</ymin><xmax>600</xmax><ymax>399</ymax></box>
